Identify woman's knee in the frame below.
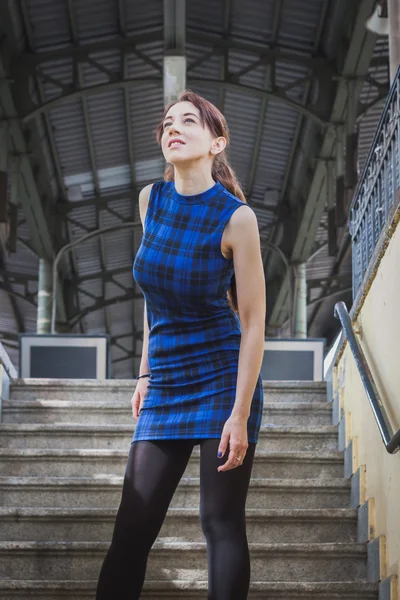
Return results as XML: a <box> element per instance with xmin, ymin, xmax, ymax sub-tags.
<box><xmin>200</xmin><ymin>507</ymin><xmax>246</xmax><ymax>540</ymax></box>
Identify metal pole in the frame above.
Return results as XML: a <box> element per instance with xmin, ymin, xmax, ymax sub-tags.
<box><xmin>37</xmin><ymin>259</ymin><xmax>53</xmax><ymax>333</ymax></box>
<box><xmin>294</xmin><ymin>263</ymin><xmax>307</xmax><ymax>338</ymax></box>
<box><xmin>335</xmin><ymin>124</ymin><xmax>345</xmax><ymax>227</ymax></box>
<box><xmin>388</xmin><ymin>0</ymin><xmax>400</xmax><ymax>83</ymax></box>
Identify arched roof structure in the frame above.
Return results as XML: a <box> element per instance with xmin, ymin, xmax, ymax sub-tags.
<box><xmin>0</xmin><ymin>0</ymin><xmax>390</xmax><ymax>376</ymax></box>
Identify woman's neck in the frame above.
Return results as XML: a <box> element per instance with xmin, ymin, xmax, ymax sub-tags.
<box><xmin>173</xmin><ymin>164</ymin><xmax>215</xmax><ymax>196</ymax></box>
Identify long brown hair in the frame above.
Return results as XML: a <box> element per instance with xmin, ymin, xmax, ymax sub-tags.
<box><xmin>155</xmin><ymin>89</ymin><xmax>247</xmax><ymax>313</ymax></box>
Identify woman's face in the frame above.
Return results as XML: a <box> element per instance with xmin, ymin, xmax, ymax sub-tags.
<box><xmin>161</xmin><ymin>101</ymin><xmax>223</xmax><ymax>165</ymax></box>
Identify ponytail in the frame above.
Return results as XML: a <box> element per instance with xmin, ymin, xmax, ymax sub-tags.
<box><xmin>212</xmin><ymin>152</ymin><xmax>246</xmax><ymax>203</ymax></box>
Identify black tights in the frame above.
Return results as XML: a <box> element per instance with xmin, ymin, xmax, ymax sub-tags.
<box><xmin>95</xmin><ymin>438</ymin><xmax>256</xmax><ymax>600</ymax></box>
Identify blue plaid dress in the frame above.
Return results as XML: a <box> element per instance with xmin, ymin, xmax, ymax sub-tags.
<box><xmin>132</xmin><ymin>179</ymin><xmax>263</xmax><ymax>444</ymax></box>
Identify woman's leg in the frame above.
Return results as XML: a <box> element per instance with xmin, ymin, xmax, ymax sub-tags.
<box><xmin>95</xmin><ymin>439</ymin><xmax>195</xmax><ymax>600</ymax></box>
<box><xmin>199</xmin><ymin>439</ymin><xmax>256</xmax><ymax>600</ymax></box>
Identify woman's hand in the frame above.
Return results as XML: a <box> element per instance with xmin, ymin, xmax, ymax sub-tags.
<box><xmin>131</xmin><ymin>378</ymin><xmax>150</xmax><ymax>420</ymax></box>
<box><xmin>217</xmin><ymin>414</ymin><xmax>249</xmax><ymax>472</ymax></box>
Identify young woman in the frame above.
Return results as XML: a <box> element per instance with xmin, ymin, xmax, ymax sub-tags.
<box><xmin>96</xmin><ymin>90</ymin><xmax>266</xmax><ymax>599</ymax></box>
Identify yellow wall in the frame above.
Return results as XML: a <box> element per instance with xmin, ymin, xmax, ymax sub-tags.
<box><xmin>335</xmin><ymin>212</ymin><xmax>400</xmax><ymax>591</ymax></box>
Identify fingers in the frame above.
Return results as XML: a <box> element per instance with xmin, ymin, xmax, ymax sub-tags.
<box><xmin>217</xmin><ymin>433</ymin><xmax>230</xmax><ymax>460</ymax></box>
<box><xmin>217</xmin><ymin>444</ymin><xmax>248</xmax><ymax>472</ymax></box>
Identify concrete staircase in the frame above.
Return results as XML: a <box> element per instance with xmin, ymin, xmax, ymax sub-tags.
<box><xmin>0</xmin><ymin>379</ymin><xmax>379</xmax><ymax>599</ymax></box>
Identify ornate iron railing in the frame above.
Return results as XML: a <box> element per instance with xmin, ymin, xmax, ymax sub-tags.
<box><xmin>349</xmin><ymin>67</ymin><xmax>400</xmax><ymax>298</ymax></box>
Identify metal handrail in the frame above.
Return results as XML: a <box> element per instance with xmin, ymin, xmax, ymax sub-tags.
<box><xmin>334</xmin><ymin>301</ymin><xmax>400</xmax><ymax>454</ymax></box>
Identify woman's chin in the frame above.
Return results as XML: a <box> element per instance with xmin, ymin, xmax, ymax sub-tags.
<box><xmin>167</xmin><ymin>156</ymin><xmax>192</xmax><ymax>167</ymax></box>
<box><xmin>166</xmin><ymin>153</ymin><xmax>204</xmax><ymax>168</ymax></box>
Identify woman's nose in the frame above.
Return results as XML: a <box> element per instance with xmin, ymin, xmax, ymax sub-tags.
<box><xmin>169</xmin><ymin>123</ymin><xmax>181</xmax><ymax>135</ymax></box>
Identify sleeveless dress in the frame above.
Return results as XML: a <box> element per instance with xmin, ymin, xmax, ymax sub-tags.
<box><xmin>131</xmin><ymin>179</ymin><xmax>263</xmax><ymax>445</ymax></box>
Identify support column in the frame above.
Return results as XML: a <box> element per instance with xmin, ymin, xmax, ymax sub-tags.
<box><xmin>335</xmin><ymin>124</ymin><xmax>345</xmax><ymax>227</ymax></box>
<box><xmin>37</xmin><ymin>259</ymin><xmax>53</xmax><ymax>334</ymax></box>
<box><xmin>294</xmin><ymin>263</ymin><xmax>307</xmax><ymax>339</ymax></box>
<box><xmin>0</xmin><ymin>122</ymin><xmax>8</xmax><ymax>251</ymax></box>
<box><xmin>326</xmin><ymin>158</ymin><xmax>338</xmax><ymax>257</ymax></box>
<box><xmin>388</xmin><ymin>0</ymin><xmax>400</xmax><ymax>83</ymax></box>
<box><xmin>163</xmin><ymin>0</ymin><xmax>186</xmax><ymax>105</ymax></box>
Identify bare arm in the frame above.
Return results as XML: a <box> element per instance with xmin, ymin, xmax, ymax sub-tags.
<box><xmin>137</xmin><ymin>184</ymin><xmax>153</xmax><ymax>377</ymax></box>
<box><xmin>217</xmin><ymin>205</ymin><xmax>266</xmax><ymax>471</ymax></box>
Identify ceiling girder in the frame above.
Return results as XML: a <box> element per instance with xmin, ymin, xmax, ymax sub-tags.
<box><xmin>260</xmin><ymin>0</ymin><xmax>330</xmax><ymax>276</ymax></box>
<box><xmin>268</xmin><ymin>0</ymin><xmax>378</xmax><ymax>327</ymax></box>
<box><xmin>16</xmin><ymin>27</ymin><xmax>331</xmax><ymax>72</ymax></box>
<box><xmin>69</xmin><ymin>290</ymin><xmax>143</xmax><ymax>329</ymax></box>
<box><xmin>21</xmin><ymin>74</ymin><xmax>330</xmax><ymax>128</ymax></box>
<box><xmin>0</xmin><ymin>273</ymin><xmax>25</xmax><ymax>332</ymax></box>
<box><xmin>17</xmin><ymin>35</ymin><xmax>335</xmax><ymax>128</ymax></box>
<box><xmin>65</xmin><ymin>0</ymin><xmax>112</xmax><ymax>338</ymax></box>
<box><xmin>246</xmin><ymin>0</ymin><xmax>284</xmax><ymax>199</ymax></box>
<box><xmin>118</xmin><ymin>0</ymin><xmax>141</xmax><ymax>378</ymax></box>
<box><xmin>0</xmin><ymin>12</ymin><xmax>68</xmax><ymax>328</ymax></box>
<box><xmin>307</xmin><ymin>274</ymin><xmax>352</xmax><ymax>289</ymax></box>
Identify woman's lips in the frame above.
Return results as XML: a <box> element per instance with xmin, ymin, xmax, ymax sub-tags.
<box><xmin>168</xmin><ymin>138</ymin><xmax>185</xmax><ymax>148</ymax></box>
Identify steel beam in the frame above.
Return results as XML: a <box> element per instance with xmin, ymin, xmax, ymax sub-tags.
<box><xmin>246</xmin><ymin>0</ymin><xmax>283</xmax><ymax>199</ymax></box>
<box><xmin>119</xmin><ymin>0</ymin><xmax>140</xmax><ymax>377</ymax></box>
<box><xmin>0</xmin><ymin>6</ymin><xmax>68</xmax><ymax>327</ymax></box>
<box><xmin>21</xmin><ymin>74</ymin><xmax>329</xmax><ymax>128</ymax></box>
<box><xmin>69</xmin><ymin>290</ymin><xmax>142</xmax><ymax>328</ymax></box>
<box><xmin>261</xmin><ymin>0</ymin><xmax>330</xmax><ymax>272</ymax></box>
<box><xmin>15</xmin><ymin>28</ymin><xmax>164</xmax><ymax>66</ymax></box>
<box><xmin>217</xmin><ymin>0</ymin><xmax>232</xmax><ymax>111</ymax></box>
<box><xmin>26</xmin><ymin>38</ymin><xmax>85</xmax><ymax>333</ymax></box>
<box><xmin>65</xmin><ymin>0</ymin><xmax>112</xmax><ymax>339</ymax></box>
<box><xmin>188</xmin><ymin>30</ymin><xmax>331</xmax><ymax>70</ymax></box>
<box><xmin>0</xmin><ymin>281</ymin><xmax>36</xmax><ymax>308</ymax></box>
<box><xmin>0</xmin><ymin>273</ymin><xmax>25</xmax><ymax>333</ymax></box>
<box><xmin>268</xmin><ymin>0</ymin><xmax>377</xmax><ymax>327</ymax></box>
<box><xmin>16</xmin><ymin>28</ymin><xmax>330</xmax><ymax>72</ymax></box>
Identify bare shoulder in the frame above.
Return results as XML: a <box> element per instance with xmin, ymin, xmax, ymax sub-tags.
<box><xmin>138</xmin><ymin>183</ymin><xmax>154</xmax><ymax>209</ymax></box>
<box><xmin>230</xmin><ymin>204</ymin><xmax>257</xmax><ymax>227</ymax></box>
<box><xmin>138</xmin><ymin>183</ymin><xmax>155</xmax><ymax>230</ymax></box>
<box><xmin>222</xmin><ymin>203</ymin><xmax>258</xmax><ymax>258</ymax></box>
<box><xmin>225</xmin><ymin>204</ymin><xmax>258</xmax><ymax>244</ymax></box>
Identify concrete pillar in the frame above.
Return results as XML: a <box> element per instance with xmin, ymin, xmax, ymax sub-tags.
<box><xmin>294</xmin><ymin>263</ymin><xmax>307</xmax><ymax>339</ymax></box>
<box><xmin>164</xmin><ymin>54</ymin><xmax>186</xmax><ymax>105</ymax></box>
<box><xmin>388</xmin><ymin>0</ymin><xmax>400</xmax><ymax>82</ymax></box>
<box><xmin>37</xmin><ymin>259</ymin><xmax>53</xmax><ymax>334</ymax></box>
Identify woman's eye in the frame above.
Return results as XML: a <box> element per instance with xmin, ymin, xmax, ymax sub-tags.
<box><xmin>163</xmin><ymin>122</ymin><xmax>171</xmax><ymax>128</ymax></box>
<box><xmin>184</xmin><ymin>118</ymin><xmax>195</xmax><ymax>123</ymax></box>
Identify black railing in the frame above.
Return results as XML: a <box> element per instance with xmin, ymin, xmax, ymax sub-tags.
<box><xmin>349</xmin><ymin>66</ymin><xmax>400</xmax><ymax>299</ymax></box>
<box><xmin>334</xmin><ymin>301</ymin><xmax>400</xmax><ymax>454</ymax></box>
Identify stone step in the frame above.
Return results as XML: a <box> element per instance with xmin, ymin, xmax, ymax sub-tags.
<box><xmin>0</xmin><ymin>579</ymin><xmax>379</xmax><ymax>599</ymax></box>
<box><xmin>0</xmin><ymin>476</ymin><xmax>350</xmax><ymax>509</ymax></box>
<box><xmin>0</xmin><ymin>448</ymin><xmax>344</xmax><ymax>479</ymax></box>
<box><xmin>0</xmin><ymin>541</ymin><xmax>367</xmax><ymax>581</ymax></box>
<box><xmin>10</xmin><ymin>379</ymin><xmax>327</xmax><ymax>404</ymax></box>
<box><xmin>1</xmin><ymin>400</ymin><xmax>332</xmax><ymax>426</ymax></box>
<box><xmin>0</xmin><ymin>507</ymin><xmax>357</xmax><ymax>543</ymax></box>
<box><xmin>0</xmin><ymin>423</ymin><xmax>339</xmax><ymax>451</ymax></box>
